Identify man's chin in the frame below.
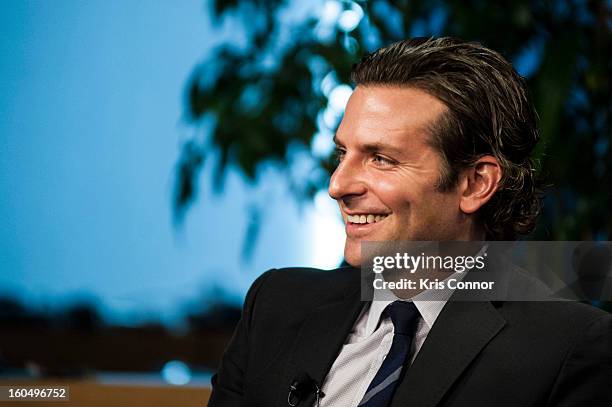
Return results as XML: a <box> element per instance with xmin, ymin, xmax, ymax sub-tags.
<box><xmin>343</xmin><ymin>235</ymin><xmax>391</xmax><ymax>267</ymax></box>
<box><xmin>343</xmin><ymin>246</ymin><xmax>362</xmax><ymax>267</ymax></box>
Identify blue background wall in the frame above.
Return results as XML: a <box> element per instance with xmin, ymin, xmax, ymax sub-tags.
<box><xmin>0</xmin><ymin>0</ymin><xmax>344</xmax><ymax>326</ymax></box>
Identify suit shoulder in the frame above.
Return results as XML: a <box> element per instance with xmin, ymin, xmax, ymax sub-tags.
<box><xmin>500</xmin><ymin>301</ymin><xmax>611</xmax><ymax>341</ymax></box>
<box><xmin>269</xmin><ymin>266</ymin><xmax>357</xmax><ymax>285</ymax></box>
<box><xmin>517</xmin><ymin>300</ymin><xmax>608</xmax><ymax>319</ymax></box>
<box><xmin>251</xmin><ymin>266</ymin><xmax>359</xmax><ymax>308</ymax></box>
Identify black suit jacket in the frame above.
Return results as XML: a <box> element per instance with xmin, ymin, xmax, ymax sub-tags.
<box><xmin>208</xmin><ymin>267</ymin><xmax>612</xmax><ymax>406</ymax></box>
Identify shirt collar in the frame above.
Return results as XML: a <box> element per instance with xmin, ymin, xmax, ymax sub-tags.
<box><xmin>365</xmin><ymin>267</ymin><xmax>461</xmax><ymax>335</ymax></box>
<box><xmin>363</xmin><ymin>243</ymin><xmax>489</xmax><ymax>336</ymax></box>
<box><xmin>364</xmin><ymin>298</ymin><xmax>446</xmax><ymax>336</ymax></box>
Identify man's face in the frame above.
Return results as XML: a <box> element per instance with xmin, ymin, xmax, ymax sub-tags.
<box><xmin>329</xmin><ymin>86</ymin><xmax>468</xmax><ymax>266</ymax></box>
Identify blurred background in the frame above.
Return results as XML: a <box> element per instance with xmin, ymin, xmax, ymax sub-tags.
<box><xmin>0</xmin><ymin>0</ymin><xmax>610</xmax><ymax>405</ymax></box>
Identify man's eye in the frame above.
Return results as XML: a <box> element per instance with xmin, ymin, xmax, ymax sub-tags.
<box><xmin>372</xmin><ymin>154</ymin><xmax>394</xmax><ymax>166</ymax></box>
<box><xmin>334</xmin><ymin>148</ymin><xmax>346</xmax><ymax>163</ymax></box>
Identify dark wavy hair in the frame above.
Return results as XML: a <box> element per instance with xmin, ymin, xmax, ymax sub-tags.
<box><xmin>351</xmin><ymin>37</ymin><xmax>542</xmax><ymax>240</ymax></box>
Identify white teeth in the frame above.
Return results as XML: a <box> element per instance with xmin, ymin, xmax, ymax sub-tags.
<box><xmin>346</xmin><ymin>214</ymin><xmax>389</xmax><ymax>224</ymax></box>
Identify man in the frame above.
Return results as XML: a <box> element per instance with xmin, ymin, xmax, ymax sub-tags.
<box><xmin>208</xmin><ymin>38</ymin><xmax>612</xmax><ymax>406</ymax></box>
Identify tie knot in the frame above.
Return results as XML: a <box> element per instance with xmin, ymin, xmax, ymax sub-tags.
<box><xmin>386</xmin><ymin>301</ymin><xmax>420</xmax><ymax>336</ymax></box>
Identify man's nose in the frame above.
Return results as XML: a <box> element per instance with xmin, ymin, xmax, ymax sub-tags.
<box><xmin>328</xmin><ymin>158</ymin><xmax>367</xmax><ymax>200</ymax></box>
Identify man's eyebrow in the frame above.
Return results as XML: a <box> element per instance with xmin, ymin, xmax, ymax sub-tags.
<box><xmin>334</xmin><ymin>135</ymin><xmax>404</xmax><ymax>155</ymax></box>
<box><xmin>361</xmin><ymin>141</ymin><xmax>404</xmax><ymax>155</ymax></box>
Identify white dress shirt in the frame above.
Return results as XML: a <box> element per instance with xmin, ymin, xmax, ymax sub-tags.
<box><xmin>318</xmin><ymin>265</ymin><xmax>472</xmax><ymax>407</ymax></box>
<box><xmin>317</xmin><ymin>298</ymin><xmax>445</xmax><ymax>407</ymax></box>
<box><xmin>317</xmin><ymin>245</ymin><xmax>486</xmax><ymax>406</ymax></box>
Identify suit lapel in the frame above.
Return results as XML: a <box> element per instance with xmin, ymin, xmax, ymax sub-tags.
<box><xmin>391</xmin><ymin>301</ymin><xmax>506</xmax><ymax>407</ymax></box>
<box><xmin>285</xmin><ymin>283</ymin><xmax>364</xmax><ymax>406</ymax></box>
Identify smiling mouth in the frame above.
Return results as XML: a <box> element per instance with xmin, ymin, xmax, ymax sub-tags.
<box><xmin>345</xmin><ymin>214</ymin><xmax>390</xmax><ymax>224</ymax></box>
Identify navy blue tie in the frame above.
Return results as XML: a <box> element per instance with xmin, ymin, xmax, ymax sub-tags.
<box><xmin>358</xmin><ymin>301</ymin><xmax>420</xmax><ymax>407</ymax></box>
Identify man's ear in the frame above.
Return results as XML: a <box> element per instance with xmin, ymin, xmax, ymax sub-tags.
<box><xmin>459</xmin><ymin>156</ymin><xmax>502</xmax><ymax>214</ymax></box>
